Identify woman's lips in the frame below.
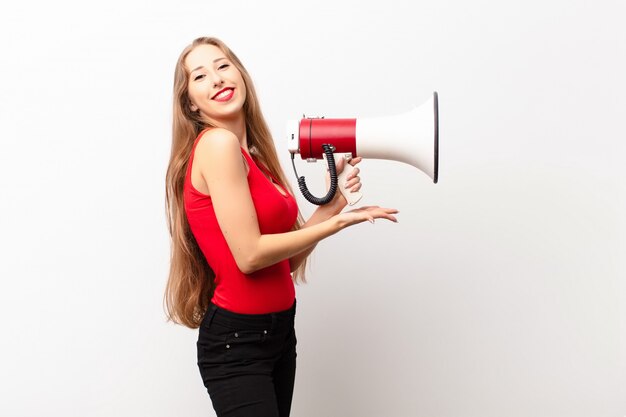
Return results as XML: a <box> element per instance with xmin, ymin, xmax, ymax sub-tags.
<box><xmin>212</xmin><ymin>88</ymin><xmax>235</xmax><ymax>102</ymax></box>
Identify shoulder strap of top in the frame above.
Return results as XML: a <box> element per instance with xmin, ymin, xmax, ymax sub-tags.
<box><xmin>248</xmin><ymin>153</ymin><xmax>279</xmax><ymax>183</ymax></box>
<box><xmin>246</xmin><ymin>153</ymin><xmax>291</xmax><ymax>197</ymax></box>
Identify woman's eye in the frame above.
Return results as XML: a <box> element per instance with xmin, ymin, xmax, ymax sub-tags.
<box><xmin>194</xmin><ymin>74</ymin><xmax>205</xmax><ymax>81</ymax></box>
<box><xmin>218</xmin><ymin>64</ymin><xmax>230</xmax><ymax>70</ymax></box>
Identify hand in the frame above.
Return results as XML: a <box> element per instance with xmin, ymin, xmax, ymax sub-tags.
<box><xmin>325</xmin><ymin>156</ymin><xmax>363</xmax><ymax>212</ymax></box>
<box><xmin>335</xmin><ymin>205</ymin><xmax>399</xmax><ymax>229</ymax></box>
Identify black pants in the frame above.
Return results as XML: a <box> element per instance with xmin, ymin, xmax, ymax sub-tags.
<box><xmin>197</xmin><ymin>300</ymin><xmax>297</xmax><ymax>417</ymax></box>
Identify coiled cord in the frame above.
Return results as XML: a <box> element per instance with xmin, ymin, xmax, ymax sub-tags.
<box><xmin>291</xmin><ymin>144</ymin><xmax>338</xmax><ymax>205</ymax></box>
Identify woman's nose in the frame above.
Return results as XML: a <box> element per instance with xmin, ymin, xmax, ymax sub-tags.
<box><xmin>212</xmin><ymin>77</ymin><xmax>224</xmax><ymax>88</ymax></box>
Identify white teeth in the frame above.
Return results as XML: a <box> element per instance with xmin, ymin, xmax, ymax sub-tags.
<box><xmin>215</xmin><ymin>89</ymin><xmax>232</xmax><ymax>100</ymax></box>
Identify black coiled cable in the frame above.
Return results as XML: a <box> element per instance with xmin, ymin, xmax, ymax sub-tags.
<box><xmin>291</xmin><ymin>144</ymin><xmax>338</xmax><ymax>205</ymax></box>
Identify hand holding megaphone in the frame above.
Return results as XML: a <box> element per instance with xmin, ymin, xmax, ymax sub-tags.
<box><xmin>325</xmin><ymin>154</ymin><xmax>364</xmax><ymax>206</ymax></box>
<box><xmin>287</xmin><ymin>92</ymin><xmax>439</xmax><ymax>206</ymax></box>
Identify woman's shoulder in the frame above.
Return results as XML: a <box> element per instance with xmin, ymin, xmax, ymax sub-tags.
<box><xmin>194</xmin><ymin>128</ymin><xmax>246</xmax><ymax>176</ymax></box>
<box><xmin>195</xmin><ymin>128</ymin><xmax>241</xmax><ymax>160</ymax></box>
<box><xmin>196</xmin><ymin>127</ymin><xmax>239</xmax><ymax>150</ymax></box>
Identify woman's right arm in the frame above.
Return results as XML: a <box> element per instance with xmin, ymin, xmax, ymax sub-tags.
<box><xmin>196</xmin><ymin>128</ymin><xmax>397</xmax><ymax>274</ymax></box>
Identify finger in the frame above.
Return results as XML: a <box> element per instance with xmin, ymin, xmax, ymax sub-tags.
<box><xmin>346</xmin><ymin>167</ymin><xmax>360</xmax><ymax>181</ymax></box>
<box><xmin>372</xmin><ymin>210</ymin><xmax>399</xmax><ymax>222</ymax></box>
<box><xmin>368</xmin><ymin>207</ymin><xmax>396</xmax><ymax>216</ymax></box>
<box><xmin>376</xmin><ymin>207</ymin><xmax>399</xmax><ymax>213</ymax></box>
<box><xmin>388</xmin><ymin>213</ymin><xmax>399</xmax><ymax>222</ymax></box>
<box><xmin>344</xmin><ymin>176</ymin><xmax>360</xmax><ymax>188</ymax></box>
<box><xmin>349</xmin><ymin>157</ymin><xmax>363</xmax><ymax>166</ymax></box>
<box><xmin>350</xmin><ymin>183</ymin><xmax>362</xmax><ymax>192</ymax></box>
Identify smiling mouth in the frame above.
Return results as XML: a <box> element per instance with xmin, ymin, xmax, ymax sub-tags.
<box><xmin>212</xmin><ymin>88</ymin><xmax>235</xmax><ymax>101</ymax></box>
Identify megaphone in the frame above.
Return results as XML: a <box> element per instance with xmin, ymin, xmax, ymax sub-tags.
<box><xmin>286</xmin><ymin>91</ymin><xmax>439</xmax><ymax>206</ymax></box>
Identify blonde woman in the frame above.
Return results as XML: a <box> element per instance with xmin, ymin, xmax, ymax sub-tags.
<box><xmin>164</xmin><ymin>37</ymin><xmax>398</xmax><ymax>417</ymax></box>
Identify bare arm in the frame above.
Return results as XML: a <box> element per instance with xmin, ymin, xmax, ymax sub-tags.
<box><xmin>288</xmin><ymin>156</ymin><xmax>364</xmax><ymax>272</ymax></box>
<box><xmin>197</xmin><ymin>129</ymin><xmax>396</xmax><ymax>274</ymax></box>
<box><xmin>288</xmin><ymin>205</ymin><xmax>335</xmax><ymax>272</ymax></box>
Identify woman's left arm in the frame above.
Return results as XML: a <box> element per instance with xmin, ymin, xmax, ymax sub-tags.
<box><xmin>289</xmin><ymin>157</ymin><xmax>363</xmax><ymax>272</ymax></box>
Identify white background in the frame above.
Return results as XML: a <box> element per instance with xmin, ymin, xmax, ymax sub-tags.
<box><xmin>1</xmin><ymin>1</ymin><xmax>625</xmax><ymax>416</ymax></box>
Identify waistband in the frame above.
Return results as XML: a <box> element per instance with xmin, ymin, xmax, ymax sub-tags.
<box><xmin>204</xmin><ymin>300</ymin><xmax>296</xmax><ymax>332</ymax></box>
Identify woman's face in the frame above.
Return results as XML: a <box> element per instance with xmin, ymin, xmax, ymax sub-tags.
<box><xmin>185</xmin><ymin>44</ymin><xmax>247</xmax><ymax>125</ymax></box>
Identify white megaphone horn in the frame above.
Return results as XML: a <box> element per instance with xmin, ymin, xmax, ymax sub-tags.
<box><xmin>286</xmin><ymin>91</ymin><xmax>439</xmax><ymax>206</ymax></box>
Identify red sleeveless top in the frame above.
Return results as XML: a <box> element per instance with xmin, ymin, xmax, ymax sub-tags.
<box><xmin>183</xmin><ymin>130</ymin><xmax>299</xmax><ymax>314</ymax></box>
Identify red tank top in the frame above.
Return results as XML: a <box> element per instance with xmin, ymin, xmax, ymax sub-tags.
<box><xmin>183</xmin><ymin>130</ymin><xmax>299</xmax><ymax>314</ymax></box>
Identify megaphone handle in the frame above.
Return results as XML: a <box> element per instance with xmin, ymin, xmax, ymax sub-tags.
<box><xmin>337</xmin><ymin>160</ymin><xmax>363</xmax><ymax>206</ymax></box>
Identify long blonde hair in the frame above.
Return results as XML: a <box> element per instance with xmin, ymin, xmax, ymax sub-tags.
<box><xmin>164</xmin><ymin>37</ymin><xmax>307</xmax><ymax>328</ymax></box>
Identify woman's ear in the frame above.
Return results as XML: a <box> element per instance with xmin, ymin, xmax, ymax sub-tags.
<box><xmin>190</xmin><ymin>103</ymin><xmax>198</xmax><ymax>112</ymax></box>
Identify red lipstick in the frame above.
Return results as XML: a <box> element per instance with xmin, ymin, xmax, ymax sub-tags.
<box><xmin>212</xmin><ymin>87</ymin><xmax>234</xmax><ymax>102</ymax></box>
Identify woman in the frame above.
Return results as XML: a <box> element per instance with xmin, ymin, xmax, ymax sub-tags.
<box><xmin>164</xmin><ymin>37</ymin><xmax>398</xmax><ymax>417</ymax></box>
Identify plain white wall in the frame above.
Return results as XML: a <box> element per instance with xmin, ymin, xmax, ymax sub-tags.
<box><xmin>1</xmin><ymin>0</ymin><xmax>624</xmax><ymax>416</ymax></box>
